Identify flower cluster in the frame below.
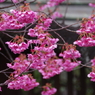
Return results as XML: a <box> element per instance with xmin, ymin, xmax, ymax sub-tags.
<box><xmin>12</xmin><ymin>0</ymin><xmax>20</xmax><ymax>3</ymax></box>
<box><xmin>59</xmin><ymin>44</ymin><xmax>81</xmax><ymax>71</ymax></box>
<box><xmin>40</xmin><ymin>0</ymin><xmax>66</xmax><ymax>10</ymax></box>
<box><xmin>41</xmin><ymin>83</ymin><xmax>57</xmax><ymax>95</ymax></box>
<box><xmin>0</xmin><ymin>0</ymin><xmax>4</xmax><ymax>2</ymax></box>
<box><xmin>10</xmin><ymin>9</ymin><xmax>37</xmax><ymax>24</ymax></box>
<box><xmin>51</xmin><ymin>12</ymin><xmax>63</xmax><ymax>19</ymax></box>
<box><xmin>0</xmin><ymin>13</ymin><xmax>25</xmax><ymax>31</ymax></box>
<box><xmin>62</xmin><ymin>59</ymin><xmax>81</xmax><ymax>71</ymax></box>
<box><xmin>6</xmin><ymin>35</ymin><xmax>29</xmax><ymax>54</ymax></box>
<box><xmin>36</xmin><ymin>17</ymin><xmax>52</xmax><ymax>30</ymax></box>
<box><xmin>88</xmin><ymin>72</ymin><xmax>95</xmax><ymax>82</ymax></box>
<box><xmin>39</xmin><ymin>59</ymin><xmax>63</xmax><ymax>79</ymax></box>
<box><xmin>8</xmin><ymin>74</ymin><xmax>39</xmax><ymax>91</ymax></box>
<box><xmin>74</xmin><ymin>15</ymin><xmax>95</xmax><ymax>47</ymax></box>
<box><xmin>74</xmin><ymin>37</ymin><xmax>95</xmax><ymax>47</ymax></box>
<box><xmin>89</xmin><ymin>3</ymin><xmax>95</xmax><ymax>7</ymax></box>
<box><xmin>7</xmin><ymin>54</ymin><xmax>31</xmax><ymax>73</ymax></box>
<box><xmin>88</xmin><ymin>58</ymin><xmax>95</xmax><ymax>81</ymax></box>
<box><xmin>59</xmin><ymin>48</ymin><xmax>81</xmax><ymax>59</ymax></box>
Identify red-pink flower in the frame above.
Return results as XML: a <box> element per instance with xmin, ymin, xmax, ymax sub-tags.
<box><xmin>62</xmin><ymin>59</ymin><xmax>80</xmax><ymax>72</ymax></box>
<box><xmin>41</xmin><ymin>83</ymin><xmax>57</xmax><ymax>95</ymax></box>
<box><xmin>59</xmin><ymin>48</ymin><xmax>81</xmax><ymax>59</ymax></box>
<box><xmin>10</xmin><ymin>9</ymin><xmax>37</xmax><ymax>24</ymax></box>
<box><xmin>51</xmin><ymin>12</ymin><xmax>63</xmax><ymax>19</ymax></box>
<box><xmin>40</xmin><ymin>0</ymin><xmax>66</xmax><ymax>10</ymax></box>
<box><xmin>12</xmin><ymin>0</ymin><xmax>21</xmax><ymax>3</ymax></box>
<box><xmin>74</xmin><ymin>37</ymin><xmax>95</xmax><ymax>47</ymax></box>
<box><xmin>0</xmin><ymin>0</ymin><xmax>5</xmax><ymax>3</ymax></box>
<box><xmin>89</xmin><ymin>3</ymin><xmax>95</xmax><ymax>7</ymax></box>
<box><xmin>6</xmin><ymin>41</ymin><xmax>29</xmax><ymax>54</ymax></box>
<box><xmin>8</xmin><ymin>75</ymin><xmax>39</xmax><ymax>91</ymax></box>
<box><xmin>87</xmin><ymin>72</ymin><xmax>95</xmax><ymax>82</ymax></box>
<box><xmin>39</xmin><ymin>59</ymin><xmax>63</xmax><ymax>79</ymax></box>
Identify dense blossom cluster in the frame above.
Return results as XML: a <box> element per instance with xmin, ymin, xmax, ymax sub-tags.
<box><xmin>6</xmin><ymin>35</ymin><xmax>29</xmax><ymax>54</ymax></box>
<box><xmin>7</xmin><ymin>54</ymin><xmax>31</xmax><ymax>73</ymax></box>
<box><xmin>40</xmin><ymin>0</ymin><xmax>64</xmax><ymax>19</ymax></box>
<box><xmin>8</xmin><ymin>74</ymin><xmax>39</xmax><ymax>91</ymax></box>
<box><xmin>59</xmin><ymin>44</ymin><xmax>81</xmax><ymax>71</ymax></box>
<box><xmin>74</xmin><ymin>37</ymin><xmax>95</xmax><ymax>47</ymax></box>
<box><xmin>88</xmin><ymin>72</ymin><xmax>95</xmax><ymax>82</ymax></box>
<box><xmin>40</xmin><ymin>0</ymin><xmax>66</xmax><ymax>10</ymax></box>
<box><xmin>89</xmin><ymin>3</ymin><xmax>95</xmax><ymax>7</ymax></box>
<box><xmin>41</xmin><ymin>83</ymin><xmax>57</xmax><ymax>95</ymax></box>
<box><xmin>51</xmin><ymin>12</ymin><xmax>63</xmax><ymax>19</ymax></box>
<box><xmin>74</xmin><ymin>15</ymin><xmax>95</xmax><ymax>47</ymax></box>
<box><xmin>12</xmin><ymin>0</ymin><xmax>20</xmax><ymax>3</ymax></box>
<box><xmin>87</xmin><ymin>58</ymin><xmax>95</xmax><ymax>81</ymax></box>
<box><xmin>0</xmin><ymin>13</ymin><xmax>25</xmax><ymax>31</ymax></box>
<box><xmin>39</xmin><ymin>59</ymin><xmax>63</xmax><ymax>79</ymax></box>
<box><xmin>0</xmin><ymin>0</ymin><xmax>4</xmax><ymax>2</ymax></box>
<box><xmin>10</xmin><ymin>9</ymin><xmax>37</xmax><ymax>23</ymax></box>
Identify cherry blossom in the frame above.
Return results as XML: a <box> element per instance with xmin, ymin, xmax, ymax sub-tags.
<box><xmin>41</xmin><ymin>83</ymin><xmax>57</xmax><ymax>95</ymax></box>
<box><xmin>0</xmin><ymin>0</ymin><xmax>5</xmax><ymax>3</ymax></box>
<box><xmin>62</xmin><ymin>59</ymin><xmax>80</xmax><ymax>72</ymax></box>
<box><xmin>6</xmin><ymin>35</ymin><xmax>29</xmax><ymax>54</ymax></box>
<box><xmin>74</xmin><ymin>37</ymin><xmax>95</xmax><ymax>47</ymax></box>
<box><xmin>7</xmin><ymin>54</ymin><xmax>31</xmax><ymax>73</ymax></box>
<box><xmin>39</xmin><ymin>59</ymin><xmax>63</xmax><ymax>79</ymax></box>
<box><xmin>59</xmin><ymin>48</ymin><xmax>81</xmax><ymax>59</ymax></box>
<box><xmin>0</xmin><ymin>13</ymin><xmax>25</xmax><ymax>31</ymax></box>
<box><xmin>8</xmin><ymin>74</ymin><xmax>39</xmax><ymax>91</ymax></box>
<box><xmin>87</xmin><ymin>72</ymin><xmax>95</xmax><ymax>82</ymax></box>
<box><xmin>51</xmin><ymin>12</ymin><xmax>63</xmax><ymax>19</ymax></box>
<box><xmin>40</xmin><ymin>0</ymin><xmax>66</xmax><ymax>10</ymax></box>
<box><xmin>89</xmin><ymin>3</ymin><xmax>95</xmax><ymax>7</ymax></box>
<box><xmin>10</xmin><ymin>9</ymin><xmax>38</xmax><ymax>24</ymax></box>
<box><xmin>12</xmin><ymin>0</ymin><xmax>20</xmax><ymax>3</ymax></box>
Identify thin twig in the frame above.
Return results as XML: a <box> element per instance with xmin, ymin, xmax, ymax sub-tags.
<box><xmin>0</xmin><ymin>38</ymin><xmax>13</xmax><ymax>61</ymax></box>
<box><xmin>61</xmin><ymin>0</ymin><xmax>69</xmax><ymax>25</ymax></box>
<box><xmin>0</xmin><ymin>0</ymin><xmax>36</xmax><ymax>9</ymax></box>
<box><xmin>0</xmin><ymin>52</ymin><xmax>11</xmax><ymax>62</ymax></box>
<box><xmin>2</xmin><ymin>32</ymin><xmax>14</xmax><ymax>38</ymax></box>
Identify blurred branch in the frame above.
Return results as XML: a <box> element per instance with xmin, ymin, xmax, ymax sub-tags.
<box><xmin>0</xmin><ymin>0</ymin><xmax>36</xmax><ymax>9</ymax></box>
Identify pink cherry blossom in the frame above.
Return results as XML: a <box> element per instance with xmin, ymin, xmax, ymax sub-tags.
<box><xmin>74</xmin><ymin>37</ymin><xmax>95</xmax><ymax>47</ymax></box>
<box><xmin>87</xmin><ymin>72</ymin><xmax>95</xmax><ymax>82</ymax></box>
<box><xmin>89</xmin><ymin>3</ymin><xmax>95</xmax><ymax>7</ymax></box>
<box><xmin>12</xmin><ymin>0</ymin><xmax>21</xmax><ymax>3</ymax></box>
<box><xmin>28</xmin><ymin>28</ymin><xmax>37</xmax><ymax>37</ymax></box>
<box><xmin>0</xmin><ymin>0</ymin><xmax>5</xmax><ymax>3</ymax></box>
<box><xmin>62</xmin><ymin>59</ymin><xmax>80</xmax><ymax>72</ymax></box>
<box><xmin>39</xmin><ymin>59</ymin><xmax>63</xmax><ymax>79</ymax></box>
<box><xmin>41</xmin><ymin>87</ymin><xmax>57</xmax><ymax>95</ymax></box>
<box><xmin>10</xmin><ymin>9</ymin><xmax>38</xmax><ymax>24</ymax></box>
<box><xmin>41</xmin><ymin>83</ymin><xmax>57</xmax><ymax>95</ymax></box>
<box><xmin>7</xmin><ymin>56</ymin><xmax>31</xmax><ymax>73</ymax></box>
<box><xmin>51</xmin><ymin>12</ymin><xmax>63</xmax><ymax>19</ymax></box>
<box><xmin>8</xmin><ymin>75</ymin><xmax>39</xmax><ymax>91</ymax></box>
<box><xmin>6</xmin><ymin>41</ymin><xmax>29</xmax><ymax>54</ymax></box>
<box><xmin>91</xmin><ymin>59</ymin><xmax>95</xmax><ymax>66</ymax></box>
<box><xmin>0</xmin><ymin>13</ymin><xmax>25</xmax><ymax>31</ymax></box>
<box><xmin>59</xmin><ymin>48</ymin><xmax>81</xmax><ymax>59</ymax></box>
<box><xmin>40</xmin><ymin>0</ymin><xmax>66</xmax><ymax>10</ymax></box>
